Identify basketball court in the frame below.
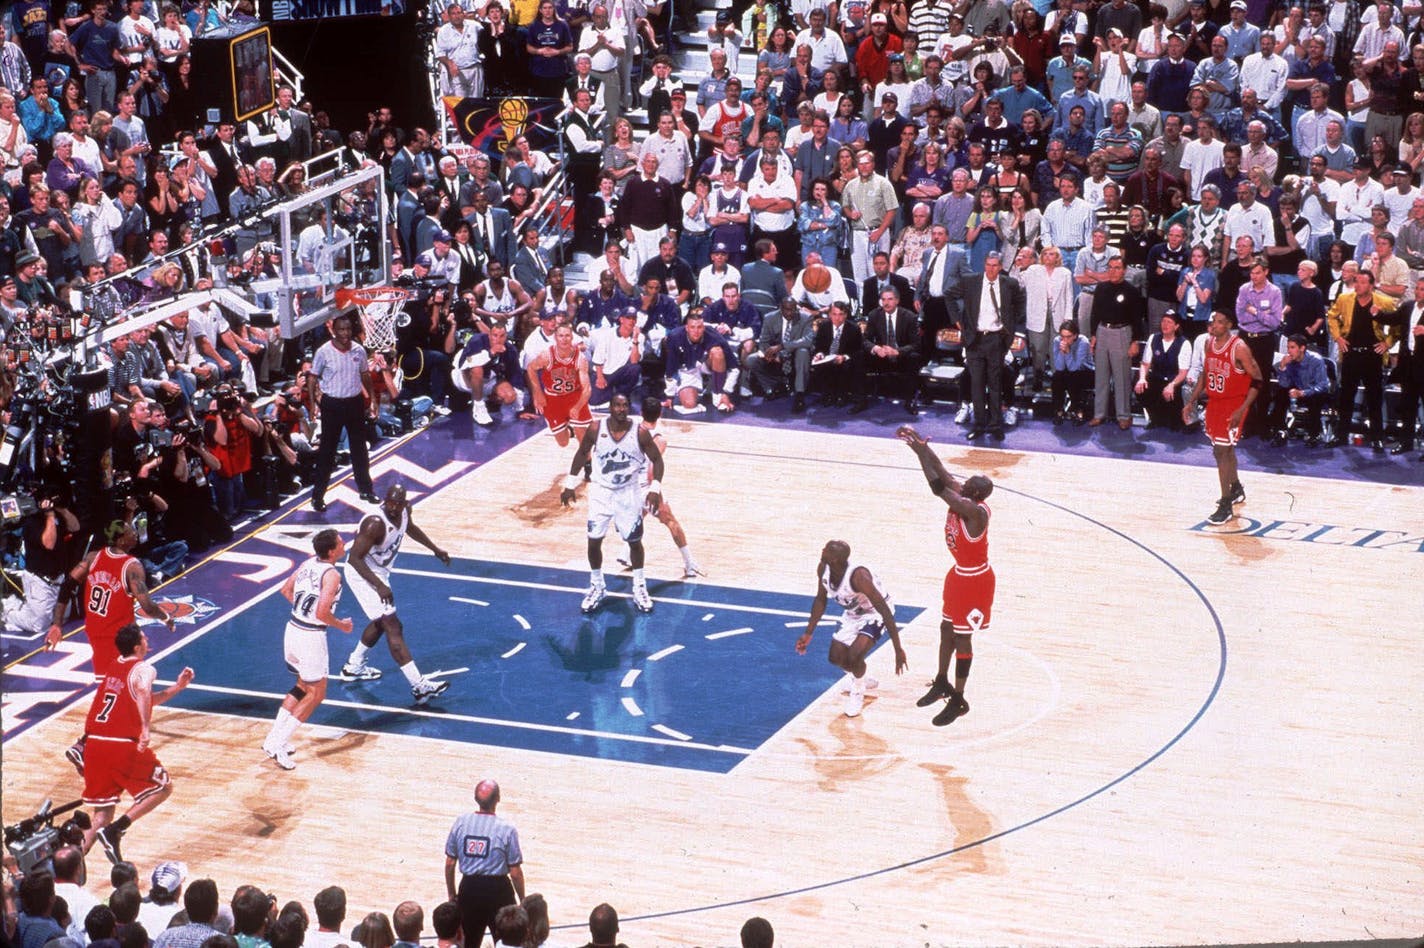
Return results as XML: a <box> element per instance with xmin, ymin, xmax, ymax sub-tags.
<box><xmin>3</xmin><ymin>412</ymin><xmax>1421</xmax><ymax>946</ymax></box>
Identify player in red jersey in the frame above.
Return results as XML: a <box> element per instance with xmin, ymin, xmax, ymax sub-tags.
<box><xmin>81</xmin><ymin>623</ymin><xmax>194</xmax><ymax>864</ymax></box>
<box><xmin>1182</xmin><ymin>310</ymin><xmax>1263</xmax><ymax>525</ymax></box>
<box><xmin>898</xmin><ymin>425</ymin><xmax>994</xmax><ymax>727</ymax></box>
<box><xmin>525</xmin><ymin>323</ymin><xmax>592</xmax><ymax>449</ymax></box>
<box><xmin>45</xmin><ymin>519</ymin><xmax>175</xmax><ymax>773</ymax></box>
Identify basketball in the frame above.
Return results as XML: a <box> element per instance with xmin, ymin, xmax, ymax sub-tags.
<box><xmin>802</xmin><ymin>264</ymin><xmax>832</xmax><ymax>294</ymax></box>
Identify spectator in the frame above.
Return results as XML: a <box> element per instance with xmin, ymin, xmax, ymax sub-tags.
<box><xmin>575</xmin><ymin>904</ymin><xmax>627</xmax><ymax>948</ymax></box>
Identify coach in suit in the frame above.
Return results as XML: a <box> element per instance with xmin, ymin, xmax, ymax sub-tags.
<box><xmin>864</xmin><ymin>285</ymin><xmax>923</xmax><ymax>413</ymax></box>
<box><xmin>812</xmin><ymin>300</ymin><xmax>868</xmax><ymax>412</ymax></box>
<box><xmin>511</xmin><ymin>227</ymin><xmax>553</xmax><ymax>295</ymax></box>
<box><xmin>464</xmin><ymin>190</ymin><xmax>515</xmax><ymax>270</ymax></box>
<box><xmin>860</xmin><ymin>251</ymin><xmax>915</xmax><ymax>319</ymax></box>
<box><xmin>412</xmin><ymin>197</ymin><xmax>446</xmax><ymax>259</ymax></box>
<box><xmin>745</xmin><ymin>297</ymin><xmax>817</xmax><ymax>412</ymax></box>
<box><xmin>954</xmin><ymin>251</ymin><xmax>1026</xmax><ymax>441</ymax></box>
<box><xmin>389</xmin><ymin>132</ymin><xmax>422</xmax><ymax>196</ymax></box>
<box><xmin>1389</xmin><ymin>279</ymin><xmax>1424</xmax><ymax>456</ymax></box>
<box><xmin>204</xmin><ymin>122</ymin><xmax>243</xmax><ymax>218</ymax></box>
<box><xmin>395</xmin><ymin>179</ymin><xmax>425</xmax><ymax>263</ymax></box>
<box><xmin>914</xmin><ymin>224</ymin><xmax>972</xmax><ymax>363</ymax></box>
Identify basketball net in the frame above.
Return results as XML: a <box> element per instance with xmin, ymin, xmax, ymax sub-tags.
<box><xmin>334</xmin><ymin>286</ymin><xmax>414</xmax><ymax>352</ymax></box>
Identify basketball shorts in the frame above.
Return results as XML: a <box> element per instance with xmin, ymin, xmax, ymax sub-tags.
<box><xmin>542</xmin><ymin>392</ymin><xmax>592</xmax><ymax>435</ymax></box>
<box><xmin>87</xmin><ymin>627</ymin><xmax>122</xmax><ymax>683</ymax></box>
<box><xmin>942</xmin><ymin>566</ymin><xmax>995</xmax><ymax>633</ymax></box>
<box><xmin>450</xmin><ymin>364</ymin><xmax>499</xmax><ymax>398</ymax></box>
<box><xmin>83</xmin><ymin>737</ymin><xmax>169</xmax><ymax>807</ymax></box>
<box><xmin>283</xmin><ymin>621</ymin><xmax>330</xmax><ymax>683</ymax></box>
<box><xmin>1204</xmin><ymin>399</ymin><xmax>1243</xmax><ymax>447</ymax></box>
<box><xmin>587</xmin><ymin>483</ymin><xmax>644</xmax><ymax>542</ymax></box>
<box><xmin>832</xmin><ymin>611</ymin><xmax>888</xmax><ymax>648</ymax></box>
<box><xmin>345</xmin><ymin>564</ymin><xmax>396</xmax><ymax>620</ymax></box>
<box><xmin>675</xmin><ymin>365</ymin><xmax>709</xmax><ymax>393</ymax></box>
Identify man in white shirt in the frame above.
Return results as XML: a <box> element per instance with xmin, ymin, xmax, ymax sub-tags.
<box><xmin>435</xmin><ymin>3</ymin><xmax>482</xmax><ymax>96</ymax></box>
<box><xmin>1354</xmin><ymin>0</ymin><xmax>1405</xmax><ymax>60</ymax></box>
<box><xmin>1180</xmin><ymin>116</ymin><xmax>1226</xmax><ymax>201</ymax></box>
<box><xmin>1382</xmin><ymin>163</ymin><xmax>1420</xmax><ymax>230</ymax></box>
<box><xmin>1298</xmin><ymin>153</ymin><xmax>1341</xmax><ymax>259</ymax></box>
<box><xmin>1293</xmin><ymin>82</ymin><xmax>1345</xmax><ymax>169</ymax></box>
<box><xmin>1240</xmin><ymin>32</ymin><xmax>1288</xmax><ymax>117</ymax></box>
<box><xmin>747</xmin><ymin>157</ymin><xmax>799</xmax><ymax>264</ymax></box>
<box><xmin>794</xmin><ymin>7</ymin><xmax>848</xmax><ymax>73</ymax></box>
<box><xmin>1337</xmin><ymin>157</ymin><xmax>1386</xmax><ymax>246</ymax></box>
<box><xmin>577</xmin><ymin>3</ymin><xmax>624</xmax><ymax>134</ymax></box>
<box><xmin>117</xmin><ymin>0</ymin><xmax>155</xmax><ymax>75</ymax></box>
<box><xmin>1222</xmin><ymin>179</ymin><xmax>1273</xmax><ymax>267</ymax></box>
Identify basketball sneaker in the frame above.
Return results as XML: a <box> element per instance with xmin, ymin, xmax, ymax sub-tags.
<box><xmin>580</xmin><ymin>583</ymin><xmax>607</xmax><ymax>614</ymax></box>
<box><xmin>1228</xmin><ymin>481</ymin><xmax>1245</xmax><ymax>504</ymax></box>
<box><xmin>682</xmin><ymin>563</ymin><xmax>706</xmax><ymax>579</ymax></box>
<box><xmin>843</xmin><ymin>690</ymin><xmax>865</xmax><ymax>717</ymax></box>
<box><xmin>1207</xmin><ymin>499</ymin><xmax>1233</xmax><ymax>525</ymax></box>
<box><xmin>340</xmin><ymin>661</ymin><xmax>382</xmax><ymax>681</ymax></box>
<box><xmin>96</xmin><ymin>824</ymin><xmax>125</xmax><ymax>864</ymax></box>
<box><xmin>412</xmin><ymin>678</ymin><xmax>450</xmax><ymax>705</ymax></box>
<box><xmin>839</xmin><ymin>674</ymin><xmax>879</xmax><ymax>695</ymax></box>
<box><xmin>955</xmin><ymin>404</ymin><xmax>972</xmax><ymax>424</ymax></box>
<box><xmin>916</xmin><ymin>678</ymin><xmax>953</xmax><ymax>707</ymax></box>
<box><xmin>471</xmin><ymin>400</ymin><xmax>493</xmax><ymax>427</ymax></box>
<box><xmin>262</xmin><ymin>742</ymin><xmax>296</xmax><ymax>771</ymax></box>
<box><xmin>932</xmin><ymin>693</ymin><xmax>970</xmax><ymax>727</ymax></box>
<box><xmin>631</xmin><ymin>584</ymin><xmax>654</xmax><ymax>613</ymax></box>
<box><xmin>65</xmin><ymin>736</ymin><xmax>86</xmax><ymax>775</ymax></box>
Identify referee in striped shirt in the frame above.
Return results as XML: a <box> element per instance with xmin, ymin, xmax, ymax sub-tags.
<box><xmin>307</xmin><ymin>313</ymin><xmax>378</xmax><ymax>512</ymax></box>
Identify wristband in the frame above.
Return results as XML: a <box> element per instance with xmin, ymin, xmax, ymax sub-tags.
<box><xmin>647</xmin><ymin>480</ymin><xmax>662</xmax><ymax>494</ymax></box>
<box><xmin>563</xmin><ymin>474</ymin><xmax>581</xmax><ymax>490</ymax></box>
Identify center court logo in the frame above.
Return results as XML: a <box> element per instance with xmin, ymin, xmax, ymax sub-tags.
<box><xmin>1190</xmin><ymin>518</ymin><xmax>1424</xmax><ymax>553</ymax></box>
<box><xmin>140</xmin><ymin>596</ymin><xmax>223</xmax><ymax>626</ymax></box>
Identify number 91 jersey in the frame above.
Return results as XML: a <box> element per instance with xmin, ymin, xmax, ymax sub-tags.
<box><xmin>85</xmin><ymin>547</ymin><xmax>139</xmax><ymax>681</ymax></box>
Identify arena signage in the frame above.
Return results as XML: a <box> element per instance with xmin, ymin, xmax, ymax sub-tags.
<box><xmin>1190</xmin><ymin>518</ymin><xmax>1424</xmax><ymax>553</ymax></box>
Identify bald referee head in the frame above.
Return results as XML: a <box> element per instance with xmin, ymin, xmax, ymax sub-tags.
<box><xmin>474</xmin><ymin>779</ymin><xmax>500</xmax><ymax>811</ymax></box>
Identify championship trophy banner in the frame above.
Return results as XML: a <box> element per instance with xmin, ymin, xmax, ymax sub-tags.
<box><xmin>443</xmin><ymin>96</ymin><xmax>564</xmax><ymax>157</ymax></box>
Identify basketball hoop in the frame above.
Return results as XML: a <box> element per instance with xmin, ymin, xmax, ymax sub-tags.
<box><xmin>334</xmin><ymin>286</ymin><xmax>413</xmax><ymax>352</ymax></box>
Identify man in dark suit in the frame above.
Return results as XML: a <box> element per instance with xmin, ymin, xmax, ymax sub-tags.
<box><xmin>861</xmin><ymin>251</ymin><xmax>914</xmax><ymax>318</ymax></box>
<box><xmin>203</xmin><ymin>121</ymin><xmax>242</xmax><ymax>218</ymax></box>
<box><xmin>464</xmin><ymin>190</ymin><xmax>514</xmax><ymax>270</ymax></box>
<box><xmin>411</xmin><ymin>194</ymin><xmax>445</xmax><ymax>259</ymax></box>
<box><xmin>434</xmin><ymin>156</ymin><xmax>467</xmax><ymax>232</ymax></box>
<box><xmin>745</xmin><ymin>297</ymin><xmax>817</xmax><ymax>412</ymax></box>
<box><xmin>812</xmin><ymin>301</ymin><xmax>868</xmax><ymax>412</ymax></box>
<box><xmin>864</xmin><ymin>284</ymin><xmax>923</xmax><ymax>414</ymax></box>
<box><xmin>914</xmin><ymin>224</ymin><xmax>972</xmax><ymax>363</ymax></box>
<box><xmin>388</xmin><ymin>130</ymin><xmax>424</xmax><ymax>197</ymax></box>
<box><xmin>511</xmin><ymin>226</ymin><xmax>553</xmax><ymax>295</ymax></box>
<box><xmin>952</xmin><ymin>251</ymin><xmax>1026</xmax><ymax>441</ymax></box>
<box><xmin>1389</xmin><ymin>277</ymin><xmax>1424</xmax><ymax>457</ymax></box>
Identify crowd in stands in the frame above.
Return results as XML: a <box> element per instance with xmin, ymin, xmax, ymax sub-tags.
<box><xmin>0</xmin><ymin>849</ymin><xmax>780</xmax><ymax>948</ymax></box>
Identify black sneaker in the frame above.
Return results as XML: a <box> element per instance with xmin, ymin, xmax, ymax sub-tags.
<box><xmin>915</xmin><ymin>679</ymin><xmax>953</xmax><ymax>708</ymax></box>
<box><xmin>1206</xmin><ymin>500</ymin><xmax>1233</xmax><ymax>525</ymax></box>
<box><xmin>65</xmin><ymin>736</ymin><xmax>86</xmax><ymax>775</ymax></box>
<box><xmin>97</xmin><ymin>823</ymin><xmax>125</xmax><ymax>864</ymax></box>
<box><xmin>932</xmin><ymin>693</ymin><xmax>970</xmax><ymax>727</ymax></box>
<box><xmin>1228</xmin><ymin>481</ymin><xmax>1245</xmax><ymax>504</ymax></box>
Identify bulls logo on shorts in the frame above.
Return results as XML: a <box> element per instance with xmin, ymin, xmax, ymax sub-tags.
<box><xmin>966</xmin><ymin>608</ymin><xmax>986</xmax><ymax>631</ymax></box>
<box><xmin>463</xmin><ymin>835</ymin><xmax>491</xmax><ymax>857</ymax></box>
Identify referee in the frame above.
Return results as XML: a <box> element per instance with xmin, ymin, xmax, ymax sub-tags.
<box><xmin>307</xmin><ymin>313</ymin><xmax>378</xmax><ymax>512</ymax></box>
<box><xmin>444</xmin><ymin>779</ymin><xmax>525</xmax><ymax>948</ymax></box>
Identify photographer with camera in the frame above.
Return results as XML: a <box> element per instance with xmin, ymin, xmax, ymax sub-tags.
<box><xmin>2</xmin><ymin>485</ymin><xmax>80</xmax><ymax>639</ymax></box>
<box><xmin>260</xmin><ymin>382</ymin><xmax>315</xmax><ymax>492</ymax></box>
<box><xmin>202</xmin><ymin>383</ymin><xmax>262</xmax><ymax>521</ymax></box>
<box><xmin>152</xmin><ymin>395</ymin><xmax>232</xmax><ymax>553</ymax></box>
<box><xmin>393</xmin><ymin>276</ymin><xmax>457</xmax><ymax>413</ymax></box>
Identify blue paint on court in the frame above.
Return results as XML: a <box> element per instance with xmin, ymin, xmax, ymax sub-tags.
<box><xmin>159</xmin><ymin>556</ymin><xmax>925</xmax><ymax>773</ymax></box>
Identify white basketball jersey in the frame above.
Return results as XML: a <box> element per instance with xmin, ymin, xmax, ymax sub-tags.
<box><xmin>290</xmin><ymin>557</ymin><xmax>338</xmax><ymax>628</ymax></box>
<box><xmin>821</xmin><ymin>561</ymin><xmax>890</xmax><ymax>621</ymax></box>
<box><xmin>361</xmin><ymin>507</ymin><xmax>409</xmax><ymax>570</ymax></box>
<box><xmin>592</xmin><ymin>421</ymin><xmax>646</xmax><ymax>491</ymax></box>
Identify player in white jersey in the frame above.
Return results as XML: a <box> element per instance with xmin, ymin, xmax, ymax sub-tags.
<box><xmin>561</xmin><ymin>394</ymin><xmax>664</xmax><ymax>614</ymax></box>
<box><xmin>617</xmin><ymin>397</ymin><xmax>703</xmax><ymax>579</ymax></box>
<box><xmin>795</xmin><ymin>540</ymin><xmax>907</xmax><ymax>717</ymax></box>
<box><xmin>262</xmin><ymin>529</ymin><xmax>353</xmax><ymax>771</ymax></box>
<box><xmin>340</xmin><ymin>483</ymin><xmax>455</xmax><ymax>705</ymax></box>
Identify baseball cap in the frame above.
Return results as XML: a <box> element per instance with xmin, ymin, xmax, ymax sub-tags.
<box><xmin>712</xmin><ymin>241</ymin><xmax>729</xmax><ymax>253</ymax></box>
<box><xmin>1354</xmin><ymin>157</ymin><xmax>1374</xmax><ymax>170</ymax></box>
<box><xmin>151</xmin><ymin>862</ymin><xmax>188</xmax><ymax>897</ymax></box>
<box><xmin>1229</xmin><ymin>0</ymin><xmax>1247</xmax><ymax>7</ymax></box>
<box><xmin>1394</xmin><ymin>162</ymin><xmax>1413</xmax><ymax>175</ymax></box>
<box><xmin>715</xmin><ymin>8</ymin><xmax>732</xmax><ymax>23</ymax></box>
<box><xmin>1058</xmin><ymin>33</ymin><xmax>1076</xmax><ymax>44</ymax></box>
<box><xmin>15</xmin><ymin>251</ymin><xmax>39</xmax><ymax>268</ymax></box>
<box><xmin>870</xmin><ymin>12</ymin><xmax>887</xmax><ymax>24</ymax></box>
<box><xmin>434</xmin><ymin>229</ymin><xmax>452</xmax><ymax>243</ymax></box>
<box><xmin>618</xmin><ymin>306</ymin><xmax>638</xmax><ymax>319</ymax></box>
<box><xmin>414</xmin><ymin>251</ymin><xmax>434</xmax><ymax>268</ymax></box>
<box><xmin>539</xmin><ymin>307</ymin><xmax>558</xmax><ymax>319</ymax></box>
<box><xmin>1107</xmin><ymin>27</ymin><xmax>1123</xmax><ymax>37</ymax></box>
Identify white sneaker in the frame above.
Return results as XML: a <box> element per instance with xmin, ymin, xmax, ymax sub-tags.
<box><xmin>955</xmin><ymin>404</ymin><xmax>971</xmax><ymax>424</ymax></box>
<box><xmin>843</xmin><ymin>690</ymin><xmax>865</xmax><ymax>717</ymax></box>
<box><xmin>1003</xmin><ymin>406</ymin><xmax>1018</xmax><ymax>426</ymax></box>
<box><xmin>433</xmin><ymin>405</ymin><xmax>452</xmax><ymax>416</ymax></box>
<box><xmin>631</xmin><ymin>584</ymin><xmax>654</xmax><ymax>613</ymax></box>
<box><xmin>412</xmin><ymin>678</ymin><xmax>450</xmax><ymax>705</ymax></box>
<box><xmin>340</xmin><ymin>661</ymin><xmax>382</xmax><ymax>681</ymax></box>
<box><xmin>471</xmin><ymin>400</ymin><xmax>493</xmax><ymax>426</ymax></box>
<box><xmin>839</xmin><ymin>675</ymin><xmax>879</xmax><ymax>694</ymax></box>
<box><xmin>262</xmin><ymin>743</ymin><xmax>296</xmax><ymax>771</ymax></box>
<box><xmin>580</xmin><ymin>584</ymin><xmax>607</xmax><ymax>614</ymax></box>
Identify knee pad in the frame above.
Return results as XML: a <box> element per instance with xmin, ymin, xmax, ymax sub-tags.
<box><xmin>288</xmin><ymin>685</ymin><xmax>308</xmax><ymax>702</ymax></box>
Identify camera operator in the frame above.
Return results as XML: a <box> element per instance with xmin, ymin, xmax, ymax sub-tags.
<box><xmin>394</xmin><ymin>266</ymin><xmax>457</xmax><ymax>411</ymax></box>
<box><xmin>115</xmin><ymin>452</ymin><xmax>188</xmax><ymax>585</ymax></box>
<box><xmin>202</xmin><ymin>383</ymin><xmax>262</xmax><ymax>520</ymax></box>
<box><xmin>111</xmin><ymin>400</ymin><xmax>167</xmax><ymax>482</ymax></box>
<box><xmin>2</xmin><ymin>484</ymin><xmax>80</xmax><ymax>638</ymax></box>
<box><xmin>152</xmin><ymin>395</ymin><xmax>231</xmax><ymax>552</ymax></box>
<box><xmin>260</xmin><ymin>381</ymin><xmax>315</xmax><ymax>492</ymax></box>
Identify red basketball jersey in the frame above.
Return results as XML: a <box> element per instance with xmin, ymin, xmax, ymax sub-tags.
<box><xmin>1203</xmin><ymin>335</ymin><xmax>1250</xmax><ymax>407</ymax></box>
<box><xmin>85</xmin><ymin>548</ymin><xmax>137</xmax><ymax>677</ymax></box>
<box><xmin>85</xmin><ymin>656</ymin><xmax>144</xmax><ymax>740</ymax></box>
<box><xmin>944</xmin><ymin>502</ymin><xmax>991</xmax><ymax>573</ymax></box>
<box><xmin>539</xmin><ymin>346</ymin><xmax>581</xmax><ymax>396</ymax></box>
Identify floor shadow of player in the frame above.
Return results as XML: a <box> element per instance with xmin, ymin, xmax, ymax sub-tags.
<box><xmin>917</xmin><ymin>761</ymin><xmax>999</xmax><ymax>876</ymax></box>
<box><xmin>543</xmin><ymin>610</ymin><xmax>648</xmax><ymax>676</ymax></box>
<box><xmin>509</xmin><ymin>475</ymin><xmax>576</xmax><ymax>528</ymax></box>
<box><xmin>795</xmin><ymin>712</ymin><xmax>899</xmax><ymax>794</ymax></box>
